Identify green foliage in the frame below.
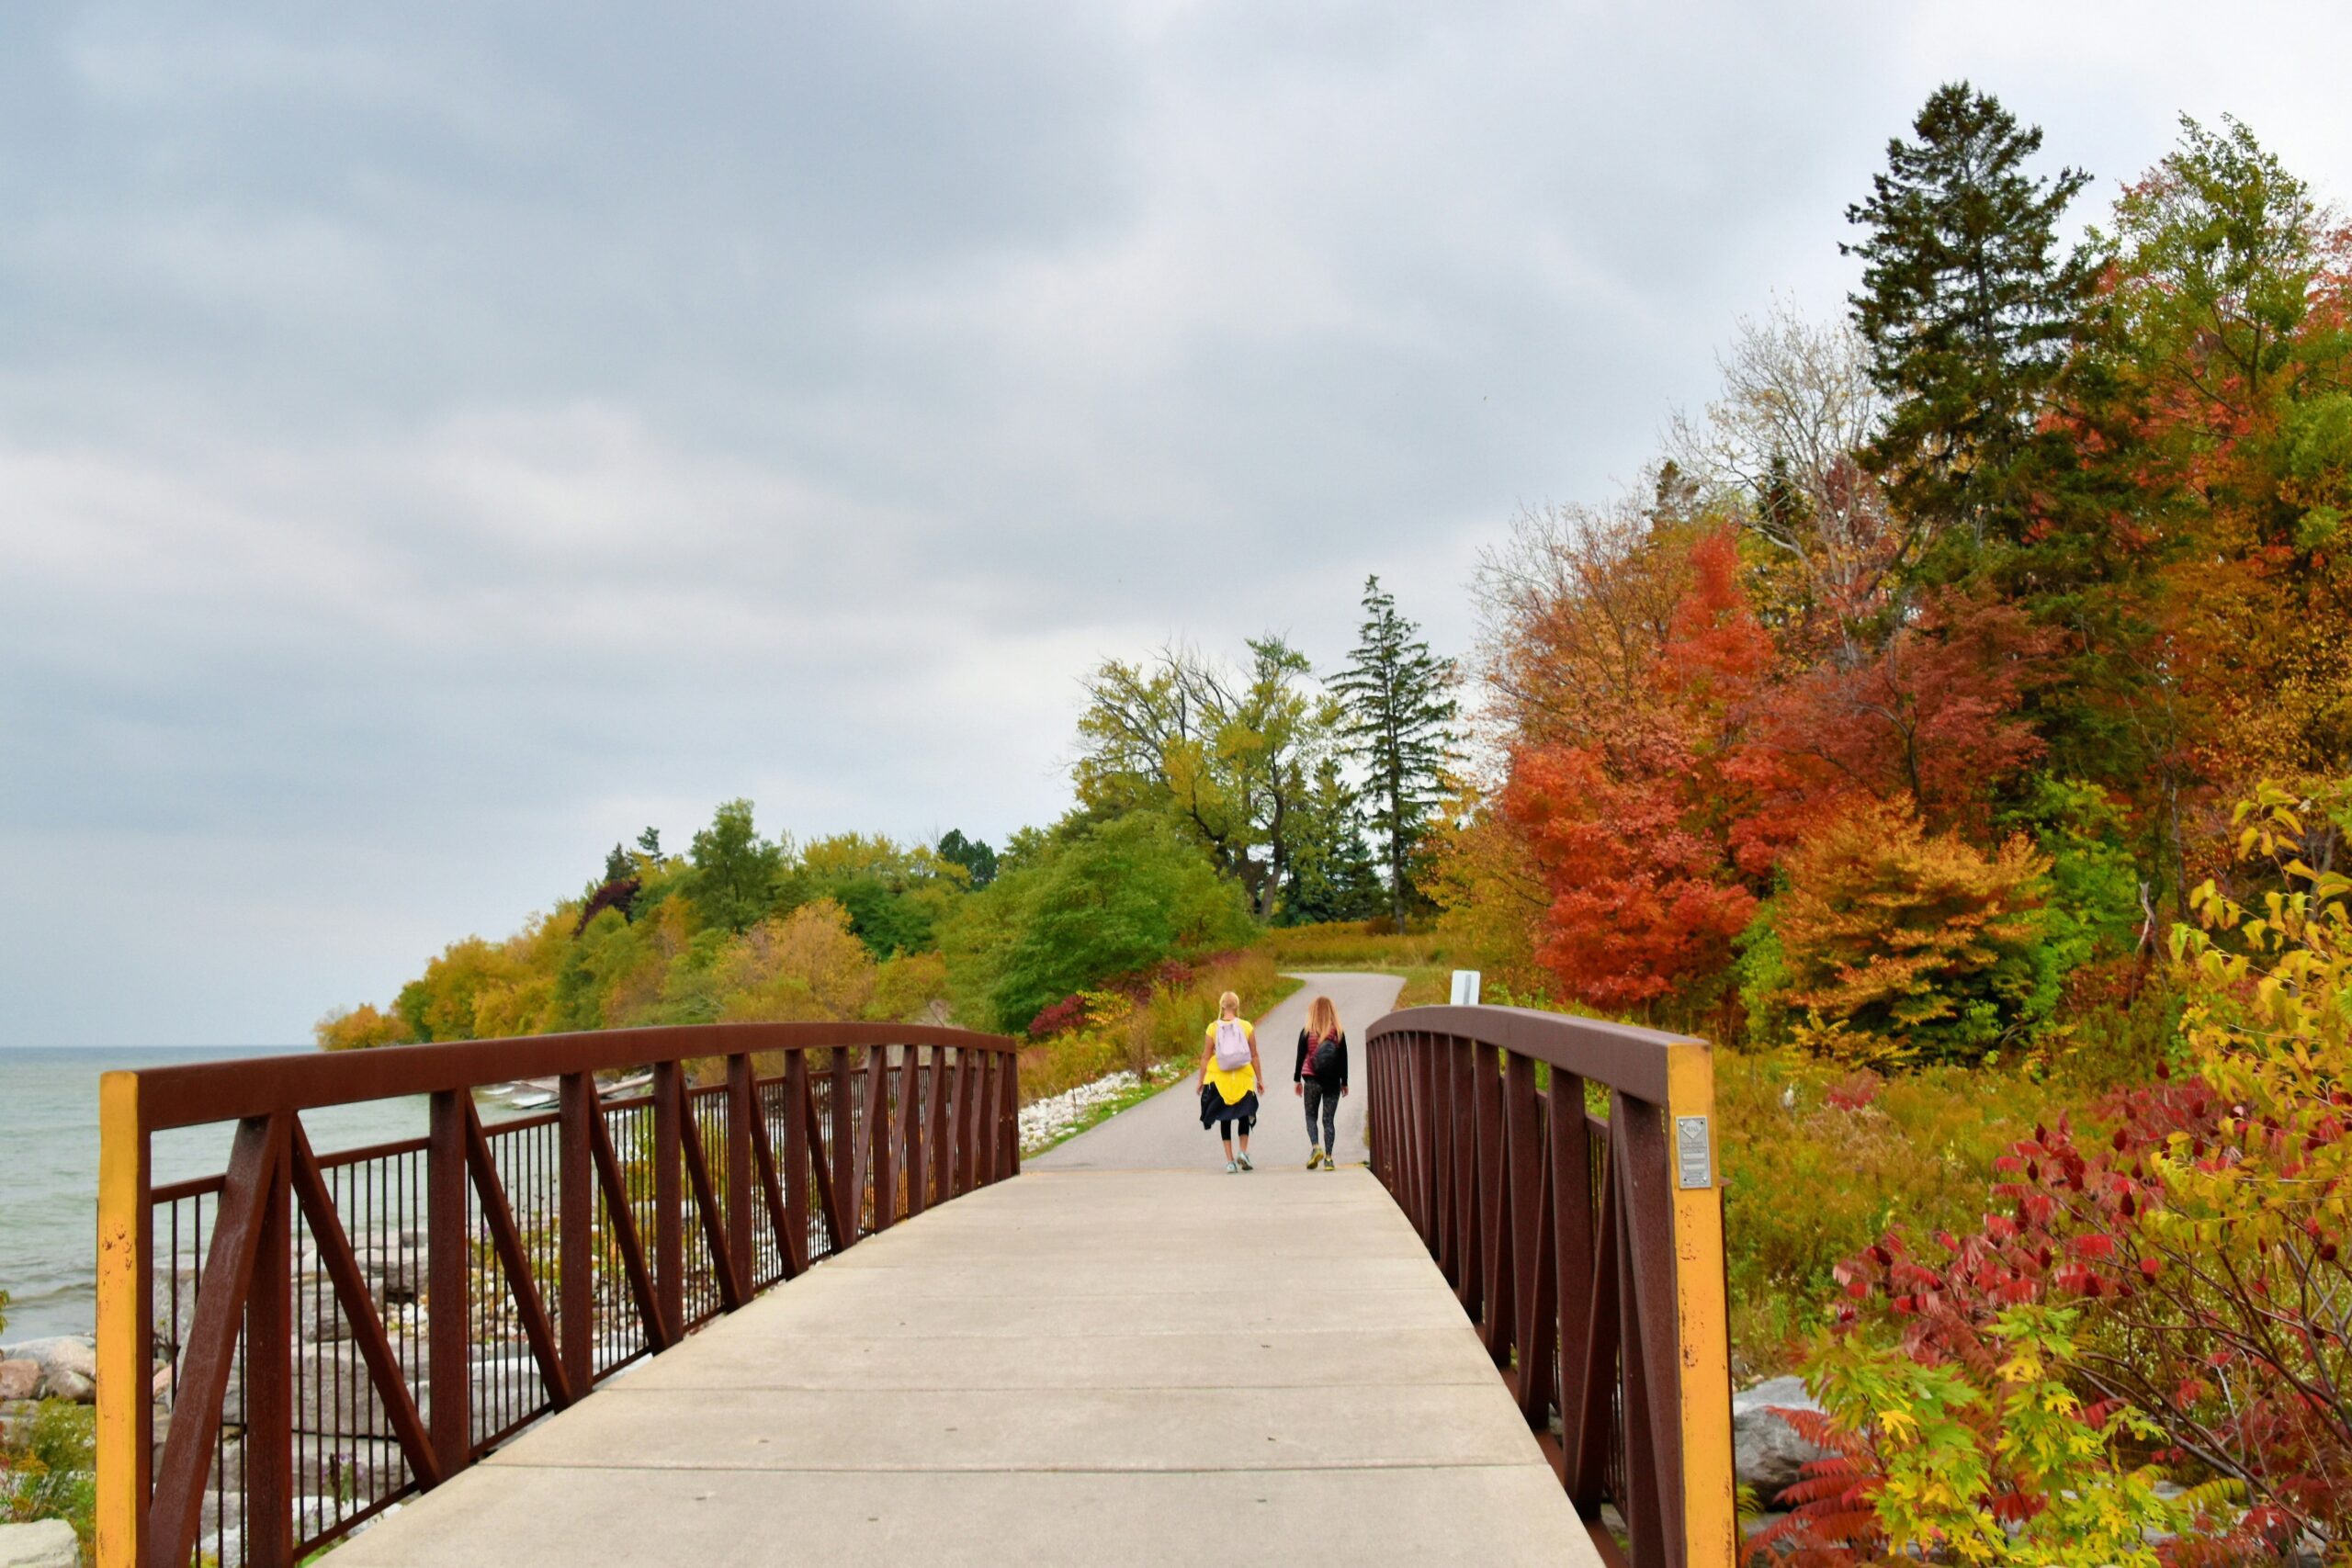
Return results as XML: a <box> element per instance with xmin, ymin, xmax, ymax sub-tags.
<box><xmin>1279</xmin><ymin>760</ymin><xmax>1387</xmax><ymax>925</ymax></box>
<box><xmin>1999</xmin><ymin>777</ymin><xmax>2148</xmax><ymax>1038</ymax></box>
<box><xmin>1</xmin><ymin>1399</ymin><xmax>97</xmax><ymax>1552</ymax></box>
<box><xmin>1845</xmin><ymin>81</ymin><xmax>2093</xmax><ymax>549</ymax></box>
<box><xmin>684</xmin><ymin>798</ymin><xmax>786</xmax><ymax>935</ymax></box>
<box><xmin>942</xmin><ymin>811</ymin><xmax>1259</xmax><ymax>1033</ymax></box>
<box><xmin>1791</xmin><ymin>1306</ymin><xmax>2182</xmax><ymax>1565</ymax></box>
<box><xmin>1329</xmin><ymin>574</ymin><xmax>1459</xmax><ymax>920</ymax></box>
<box><xmin>934</xmin><ymin>829</ymin><xmax>999</xmax><ymax>889</ymax></box>
<box><xmin>1073</xmin><ymin>635</ymin><xmax>1338</xmax><ymax>920</ymax></box>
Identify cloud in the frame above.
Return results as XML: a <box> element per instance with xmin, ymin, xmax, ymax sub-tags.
<box><xmin>4</xmin><ymin>0</ymin><xmax>2351</xmax><ymax>1042</ymax></box>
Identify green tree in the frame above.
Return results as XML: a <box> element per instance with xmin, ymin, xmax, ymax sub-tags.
<box><xmin>935</xmin><ymin>829</ymin><xmax>999</xmax><ymax>888</ymax></box>
<box><xmin>684</xmin><ymin>798</ymin><xmax>785</xmax><ymax>934</ymax></box>
<box><xmin>941</xmin><ymin>812</ymin><xmax>1258</xmax><ymax>1032</ymax></box>
<box><xmin>1281</xmin><ymin>759</ymin><xmax>1386</xmax><ymax>924</ymax></box>
<box><xmin>1329</xmin><ymin>575</ymin><xmax>1458</xmax><ymax>921</ymax></box>
<box><xmin>1074</xmin><ymin>636</ymin><xmax>1335</xmax><ymax>919</ymax></box>
<box><xmin>1846</xmin><ymin>83</ymin><xmax>2093</xmax><ymax>551</ymax></box>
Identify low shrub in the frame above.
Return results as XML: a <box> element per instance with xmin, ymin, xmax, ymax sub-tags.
<box><xmin>1017</xmin><ymin>952</ymin><xmax>1296</xmax><ymax>1105</ymax></box>
<box><xmin>1</xmin><ymin>1399</ymin><xmax>96</xmax><ymax>1554</ymax></box>
<box><xmin>1716</xmin><ymin>1048</ymin><xmax>2075</xmax><ymax>1378</ymax></box>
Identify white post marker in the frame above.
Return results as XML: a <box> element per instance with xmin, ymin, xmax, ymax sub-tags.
<box><xmin>1449</xmin><ymin>969</ymin><xmax>1482</xmax><ymax>1006</ymax></box>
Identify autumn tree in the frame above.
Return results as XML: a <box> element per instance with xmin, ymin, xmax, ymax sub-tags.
<box><xmin>1668</xmin><ymin>301</ymin><xmax>1909</xmax><ymax>652</ymax></box>
<box><xmin>1493</xmin><ymin>524</ymin><xmax>1771</xmax><ymax>1020</ymax></box>
<box><xmin>1847</xmin><ymin>83</ymin><xmax>2093</xmax><ymax>550</ymax></box>
<box><xmin>1329</xmin><ymin>575</ymin><xmax>1458</xmax><ymax>921</ymax></box>
<box><xmin>1746</xmin><ymin>795</ymin><xmax>2052</xmax><ymax>1065</ymax></box>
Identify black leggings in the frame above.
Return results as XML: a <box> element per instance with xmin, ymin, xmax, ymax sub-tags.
<box><xmin>1303</xmin><ymin>1078</ymin><xmax>1339</xmax><ymax>1151</ymax></box>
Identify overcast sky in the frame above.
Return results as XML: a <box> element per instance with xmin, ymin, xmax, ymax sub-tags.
<box><xmin>6</xmin><ymin>1</ymin><xmax>2348</xmax><ymax>1046</ymax></box>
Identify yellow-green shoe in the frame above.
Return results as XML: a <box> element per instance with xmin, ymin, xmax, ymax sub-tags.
<box><xmin>1306</xmin><ymin>1148</ymin><xmax>1323</xmax><ymax>1169</ymax></box>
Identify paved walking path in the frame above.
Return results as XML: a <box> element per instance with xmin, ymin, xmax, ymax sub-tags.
<box><xmin>1030</xmin><ymin>970</ymin><xmax>1404</xmax><ymax>1173</ymax></box>
<box><xmin>331</xmin><ymin>1162</ymin><xmax>1596</xmax><ymax>1567</ymax></box>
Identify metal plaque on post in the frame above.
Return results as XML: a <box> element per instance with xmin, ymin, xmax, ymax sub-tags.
<box><xmin>1674</xmin><ymin>1115</ymin><xmax>1713</xmax><ymax>1190</ymax></box>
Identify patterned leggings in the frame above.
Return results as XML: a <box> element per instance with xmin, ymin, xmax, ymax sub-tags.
<box><xmin>1303</xmin><ymin>1078</ymin><xmax>1339</xmax><ymax>1151</ymax></box>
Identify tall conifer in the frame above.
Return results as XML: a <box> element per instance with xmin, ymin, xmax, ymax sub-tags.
<box><xmin>1329</xmin><ymin>576</ymin><xmax>1458</xmax><ymax>923</ymax></box>
<box><xmin>1845</xmin><ymin>83</ymin><xmax>2092</xmax><ymax>550</ymax></box>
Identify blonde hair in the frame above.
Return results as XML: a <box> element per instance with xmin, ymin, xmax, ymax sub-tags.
<box><xmin>1306</xmin><ymin>996</ymin><xmax>1341</xmax><ymax>1043</ymax></box>
<box><xmin>1217</xmin><ymin>990</ymin><xmax>1240</xmax><ymax>1018</ymax></box>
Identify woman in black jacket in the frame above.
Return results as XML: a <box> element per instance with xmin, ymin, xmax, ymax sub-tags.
<box><xmin>1294</xmin><ymin>994</ymin><xmax>1349</xmax><ymax>1168</ymax></box>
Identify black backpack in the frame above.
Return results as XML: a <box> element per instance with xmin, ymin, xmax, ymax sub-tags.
<box><xmin>1304</xmin><ymin>1032</ymin><xmax>1337</xmax><ymax>1076</ymax></box>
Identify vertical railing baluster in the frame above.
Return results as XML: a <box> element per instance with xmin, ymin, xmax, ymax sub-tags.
<box><xmin>244</xmin><ymin>1114</ymin><xmax>294</xmax><ymax>1568</ymax></box>
<box><xmin>902</xmin><ymin>1046</ymin><xmax>928</xmax><ymax>1220</ymax></box>
<box><xmin>560</xmin><ymin>1074</ymin><xmax>594</xmax><ymax>1395</ymax></box>
<box><xmin>653</xmin><ymin>1062</ymin><xmax>685</xmax><ymax>1337</ymax></box>
<box><xmin>784</xmin><ymin>1051</ymin><xmax>813</xmax><ymax>1269</ymax></box>
<box><xmin>1505</xmin><ymin>1053</ymin><xmax>1553</xmax><ymax>1427</ymax></box>
<box><xmin>830</xmin><ymin>1048</ymin><xmax>859</xmax><ymax>1247</ymax></box>
<box><xmin>953</xmin><ymin>1049</ymin><xmax>978</xmax><ymax>1197</ymax></box>
<box><xmin>1004</xmin><ymin>1048</ymin><xmax>1021</xmax><ymax>1175</ymax></box>
<box><xmin>426</xmin><ymin>1091</ymin><xmax>471</xmax><ymax>1479</ymax></box>
<box><xmin>726</xmin><ymin>1055</ymin><xmax>754</xmax><ymax>1281</ymax></box>
<box><xmin>1480</xmin><ymin>1043</ymin><xmax>1513</xmax><ymax>1361</ymax></box>
<box><xmin>1432</xmin><ymin>1035</ymin><xmax>1456</xmax><ymax>1282</ymax></box>
<box><xmin>1551</xmin><ymin>1071</ymin><xmax>1594</xmax><ymax>1495</ymax></box>
<box><xmin>1453</xmin><ymin>1039</ymin><xmax>1480</xmax><ymax>1319</ymax></box>
<box><xmin>872</xmin><ymin>1046</ymin><xmax>899</xmax><ymax>1231</ymax></box>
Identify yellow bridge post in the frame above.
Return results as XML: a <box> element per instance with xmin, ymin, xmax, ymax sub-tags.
<box><xmin>95</xmin><ymin>1070</ymin><xmax>146</xmax><ymax>1568</ymax></box>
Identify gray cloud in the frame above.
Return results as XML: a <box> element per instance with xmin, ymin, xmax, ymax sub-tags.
<box><xmin>5</xmin><ymin>0</ymin><xmax>2350</xmax><ymax>1043</ymax></box>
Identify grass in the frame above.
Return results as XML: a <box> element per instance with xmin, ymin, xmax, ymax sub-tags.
<box><xmin>1260</xmin><ymin>920</ymin><xmax>1452</xmax><ymax>971</ymax></box>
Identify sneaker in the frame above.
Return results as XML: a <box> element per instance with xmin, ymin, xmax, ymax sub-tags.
<box><xmin>1238</xmin><ymin>1151</ymin><xmax>1254</xmax><ymax>1171</ymax></box>
<box><xmin>1306</xmin><ymin>1148</ymin><xmax>1323</xmax><ymax>1169</ymax></box>
<box><xmin>1324</xmin><ymin>1153</ymin><xmax>1340</xmax><ymax>1169</ymax></box>
<box><xmin>1225</xmin><ymin>1159</ymin><xmax>1238</xmax><ymax>1174</ymax></box>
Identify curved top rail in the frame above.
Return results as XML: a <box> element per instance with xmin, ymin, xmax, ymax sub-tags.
<box><xmin>129</xmin><ymin>1019</ymin><xmax>1018</xmax><ymax>1132</ymax></box>
<box><xmin>1363</xmin><ymin>1004</ymin><xmax>1700</xmax><ymax>1104</ymax></box>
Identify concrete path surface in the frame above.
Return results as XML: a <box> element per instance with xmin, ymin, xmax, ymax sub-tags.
<box><xmin>330</xmin><ymin>1164</ymin><xmax>1597</xmax><ymax>1568</ymax></box>
<box><xmin>1030</xmin><ymin>970</ymin><xmax>1404</xmax><ymax>1173</ymax></box>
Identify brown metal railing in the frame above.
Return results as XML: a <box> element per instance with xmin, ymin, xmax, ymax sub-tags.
<box><xmin>95</xmin><ymin>1022</ymin><xmax>1020</xmax><ymax>1568</ymax></box>
<box><xmin>1363</xmin><ymin>1005</ymin><xmax>1734</xmax><ymax>1568</ymax></box>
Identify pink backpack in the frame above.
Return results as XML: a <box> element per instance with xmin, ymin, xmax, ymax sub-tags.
<box><xmin>1213</xmin><ymin>1019</ymin><xmax>1252</xmax><ymax>1070</ymax></box>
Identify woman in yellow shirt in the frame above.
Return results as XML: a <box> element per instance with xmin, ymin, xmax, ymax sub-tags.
<box><xmin>1196</xmin><ymin>989</ymin><xmax>1265</xmax><ymax>1172</ymax></box>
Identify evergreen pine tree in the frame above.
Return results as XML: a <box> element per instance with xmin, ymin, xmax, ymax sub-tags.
<box><xmin>1845</xmin><ymin>82</ymin><xmax>2092</xmax><ymax>551</ymax></box>
<box><xmin>1329</xmin><ymin>576</ymin><xmax>1458</xmax><ymax>923</ymax></box>
<box><xmin>1281</xmin><ymin>760</ymin><xmax>1385</xmax><ymax>924</ymax></box>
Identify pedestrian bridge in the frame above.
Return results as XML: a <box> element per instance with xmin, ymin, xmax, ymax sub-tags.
<box><xmin>95</xmin><ymin>981</ymin><xmax>1735</xmax><ymax>1568</ymax></box>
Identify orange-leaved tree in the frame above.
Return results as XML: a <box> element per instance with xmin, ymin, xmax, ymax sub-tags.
<box><xmin>1745</xmin><ymin>795</ymin><xmax>2052</xmax><ymax>1065</ymax></box>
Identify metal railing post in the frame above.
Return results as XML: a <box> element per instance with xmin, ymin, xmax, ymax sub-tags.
<box><xmin>426</xmin><ymin>1090</ymin><xmax>472</xmax><ymax>1478</ymax></box>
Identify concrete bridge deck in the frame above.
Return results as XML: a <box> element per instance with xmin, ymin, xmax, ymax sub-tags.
<box><xmin>332</xmin><ymin>1165</ymin><xmax>1600</xmax><ymax>1567</ymax></box>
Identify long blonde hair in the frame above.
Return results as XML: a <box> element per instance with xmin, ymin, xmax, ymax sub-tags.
<box><xmin>1306</xmin><ymin>995</ymin><xmax>1341</xmax><ymax>1043</ymax></box>
<box><xmin>1217</xmin><ymin>990</ymin><xmax>1240</xmax><ymax>1019</ymax></box>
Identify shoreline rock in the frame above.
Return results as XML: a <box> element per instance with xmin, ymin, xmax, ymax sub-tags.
<box><xmin>1732</xmin><ymin>1374</ymin><xmax>1830</xmax><ymax>1504</ymax></box>
<box><xmin>0</xmin><ymin>1518</ymin><xmax>79</xmax><ymax>1568</ymax></box>
<box><xmin>0</xmin><ymin>1337</ymin><xmax>96</xmax><ymax>1404</ymax></box>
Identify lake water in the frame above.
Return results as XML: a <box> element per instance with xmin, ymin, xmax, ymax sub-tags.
<box><xmin>0</xmin><ymin>1046</ymin><xmax>446</xmax><ymax>1341</ymax></box>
